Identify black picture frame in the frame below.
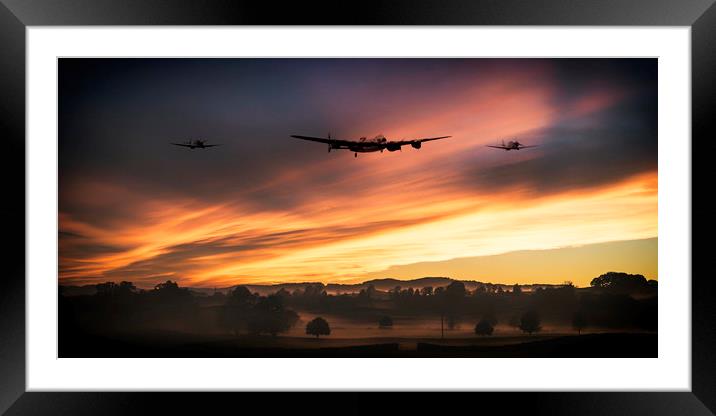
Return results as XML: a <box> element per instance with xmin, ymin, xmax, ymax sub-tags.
<box><xmin>1</xmin><ymin>0</ymin><xmax>713</xmax><ymax>414</ymax></box>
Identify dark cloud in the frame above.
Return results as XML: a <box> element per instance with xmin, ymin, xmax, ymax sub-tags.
<box><xmin>59</xmin><ymin>229</ymin><xmax>131</xmax><ymax>257</ymax></box>
<box><xmin>62</xmin><ymin>59</ymin><xmax>655</xmax><ymax>217</ymax></box>
<box><xmin>58</xmin><ymin>58</ymin><xmax>657</xmax><ymax>285</ymax></box>
<box><xmin>58</xmin><ymin>230</ymin><xmax>84</xmax><ymax>238</ymax></box>
<box><xmin>547</xmin><ymin>59</ymin><xmax>657</xmax><ymax>108</ymax></box>
<box><xmin>59</xmin><ymin>58</ymin><xmax>655</xmax><ymax>200</ymax></box>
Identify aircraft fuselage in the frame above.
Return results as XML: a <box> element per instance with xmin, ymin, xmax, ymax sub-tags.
<box><xmin>291</xmin><ymin>133</ymin><xmax>450</xmax><ymax>157</ymax></box>
<box><xmin>171</xmin><ymin>139</ymin><xmax>219</xmax><ymax>150</ymax></box>
<box><xmin>349</xmin><ymin>144</ymin><xmax>384</xmax><ymax>153</ymax></box>
<box><xmin>489</xmin><ymin>140</ymin><xmax>532</xmax><ymax>150</ymax></box>
<box><xmin>329</xmin><ymin>138</ymin><xmax>389</xmax><ymax>153</ymax></box>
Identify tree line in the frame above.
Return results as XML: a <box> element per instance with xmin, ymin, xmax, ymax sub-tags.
<box><xmin>59</xmin><ymin>271</ymin><xmax>656</xmax><ymax>341</ymax></box>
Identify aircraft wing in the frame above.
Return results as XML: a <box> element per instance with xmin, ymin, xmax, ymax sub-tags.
<box><xmin>203</xmin><ymin>144</ymin><xmax>221</xmax><ymax>147</ymax></box>
<box><xmin>486</xmin><ymin>145</ymin><xmax>509</xmax><ymax>149</ymax></box>
<box><xmin>518</xmin><ymin>145</ymin><xmax>538</xmax><ymax>148</ymax></box>
<box><xmin>391</xmin><ymin>136</ymin><xmax>451</xmax><ymax>146</ymax></box>
<box><xmin>290</xmin><ymin>135</ymin><xmax>354</xmax><ymax>146</ymax></box>
<box><xmin>171</xmin><ymin>143</ymin><xmax>193</xmax><ymax>148</ymax></box>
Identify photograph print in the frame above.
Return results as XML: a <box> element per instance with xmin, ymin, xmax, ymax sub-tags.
<box><xmin>58</xmin><ymin>58</ymin><xmax>658</xmax><ymax>358</ymax></box>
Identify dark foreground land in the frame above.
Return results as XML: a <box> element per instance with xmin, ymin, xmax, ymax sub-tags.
<box><xmin>60</xmin><ymin>332</ymin><xmax>656</xmax><ymax>358</ymax></box>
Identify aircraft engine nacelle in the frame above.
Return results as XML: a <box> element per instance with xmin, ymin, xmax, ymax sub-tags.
<box><xmin>411</xmin><ymin>142</ymin><xmax>422</xmax><ymax>149</ymax></box>
<box><xmin>386</xmin><ymin>144</ymin><xmax>401</xmax><ymax>152</ymax></box>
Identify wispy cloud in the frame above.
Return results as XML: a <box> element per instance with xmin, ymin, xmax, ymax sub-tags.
<box><xmin>59</xmin><ymin>58</ymin><xmax>657</xmax><ymax>287</ymax></box>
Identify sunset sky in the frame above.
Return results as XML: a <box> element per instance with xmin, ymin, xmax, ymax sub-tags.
<box><xmin>59</xmin><ymin>58</ymin><xmax>657</xmax><ymax>288</ymax></box>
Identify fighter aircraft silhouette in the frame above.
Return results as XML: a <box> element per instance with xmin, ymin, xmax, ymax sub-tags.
<box><xmin>290</xmin><ymin>133</ymin><xmax>451</xmax><ymax>157</ymax></box>
<box><xmin>486</xmin><ymin>139</ymin><xmax>537</xmax><ymax>151</ymax></box>
<box><xmin>171</xmin><ymin>139</ymin><xmax>220</xmax><ymax>149</ymax></box>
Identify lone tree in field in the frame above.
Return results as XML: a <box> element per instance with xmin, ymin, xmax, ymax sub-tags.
<box><xmin>474</xmin><ymin>318</ymin><xmax>494</xmax><ymax>336</ymax></box>
<box><xmin>442</xmin><ymin>281</ymin><xmax>467</xmax><ymax>331</ymax></box>
<box><xmin>572</xmin><ymin>311</ymin><xmax>587</xmax><ymax>335</ymax></box>
<box><xmin>378</xmin><ymin>315</ymin><xmax>394</xmax><ymax>329</ymax></box>
<box><xmin>306</xmin><ymin>317</ymin><xmax>331</xmax><ymax>338</ymax></box>
<box><xmin>519</xmin><ymin>310</ymin><xmax>542</xmax><ymax>335</ymax></box>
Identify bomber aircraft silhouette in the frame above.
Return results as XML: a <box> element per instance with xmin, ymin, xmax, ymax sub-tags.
<box><xmin>290</xmin><ymin>133</ymin><xmax>451</xmax><ymax>157</ymax></box>
<box><xmin>171</xmin><ymin>139</ymin><xmax>221</xmax><ymax>149</ymax></box>
<box><xmin>486</xmin><ymin>139</ymin><xmax>537</xmax><ymax>151</ymax></box>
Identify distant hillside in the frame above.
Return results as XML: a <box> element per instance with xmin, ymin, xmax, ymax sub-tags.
<box><xmin>361</xmin><ymin>238</ymin><xmax>658</xmax><ymax>286</ymax></box>
<box><xmin>60</xmin><ymin>277</ymin><xmax>567</xmax><ymax>297</ymax></box>
<box><xmin>199</xmin><ymin>277</ymin><xmax>564</xmax><ymax>296</ymax></box>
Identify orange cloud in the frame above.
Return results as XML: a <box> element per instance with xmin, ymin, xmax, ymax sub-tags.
<box><xmin>60</xmin><ymin>169</ymin><xmax>656</xmax><ymax>288</ymax></box>
<box><xmin>59</xmin><ymin>61</ymin><xmax>656</xmax><ymax>288</ymax></box>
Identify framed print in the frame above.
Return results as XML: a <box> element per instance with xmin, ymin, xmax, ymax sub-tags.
<box><xmin>1</xmin><ymin>0</ymin><xmax>714</xmax><ymax>414</ymax></box>
<box><xmin>55</xmin><ymin>56</ymin><xmax>662</xmax><ymax>360</ymax></box>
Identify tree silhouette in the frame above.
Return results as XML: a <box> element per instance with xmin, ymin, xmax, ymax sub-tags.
<box><xmin>60</xmin><ymin>273</ymin><xmax>659</xmax><ymax>357</ymax></box>
<box><xmin>154</xmin><ymin>280</ymin><xmax>179</xmax><ymax>291</ymax></box>
<box><xmin>223</xmin><ymin>286</ymin><xmax>257</xmax><ymax>335</ymax></box>
<box><xmin>359</xmin><ymin>284</ymin><xmax>377</xmax><ymax>300</ymax></box>
<box><xmin>378</xmin><ymin>315</ymin><xmax>393</xmax><ymax>328</ymax></box>
<box><xmin>275</xmin><ymin>288</ymin><xmax>291</xmax><ymax>300</ymax></box>
<box><xmin>302</xmin><ymin>283</ymin><xmax>327</xmax><ymax>297</ymax></box>
<box><xmin>572</xmin><ymin>311</ymin><xmax>587</xmax><ymax>335</ymax></box>
<box><xmin>519</xmin><ymin>310</ymin><xmax>541</xmax><ymax>335</ymax></box>
<box><xmin>96</xmin><ymin>281</ymin><xmax>136</xmax><ymax>297</ymax></box>
<box><xmin>590</xmin><ymin>272</ymin><xmax>650</xmax><ymax>294</ymax></box>
<box><xmin>512</xmin><ymin>284</ymin><xmax>522</xmax><ymax>295</ymax></box>
<box><xmin>474</xmin><ymin>318</ymin><xmax>494</xmax><ymax>336</ymax></box>
<box><xmin>151</xmin><ymin>280</ymin><xmax>193</xmax><ymax>304</ymax></box>
<box><xmin>247</xmin><ymin>295</ymin><xmax>298</xmax><ymax>336</ymax></box>
<box><xmin>227</xmin><ymin>286</ymin><xmax>256</xmax><ymax>309</ymax></box>
<box><xmin>445</xmin><ymin>281</ymin><xmax>466</xmax><ymax>298</ymax></box>
<box><xmin>443</xmin><ymin>281</ymin><xmax>466</xmax><ymax>331</ymax></box>
<box><xmin>306</xmin><ymin>317</ymin><xmax>331</xmax><ymax>338</ymax></box>
<box><xmin>366</xmin><ymin>284</ymin><xmax>376</xmax><ymax>298</ymax></box>
<box><xmin>95</xmin><ymin>281</ymin><xmax>116</xmax><ymax>296</ymax></box>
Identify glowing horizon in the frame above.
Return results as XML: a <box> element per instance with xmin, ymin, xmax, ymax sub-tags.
<box><xmin>59</xmin><ymin>58</ymin><xmax>657</xmax><ymax>289</ymax></box>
